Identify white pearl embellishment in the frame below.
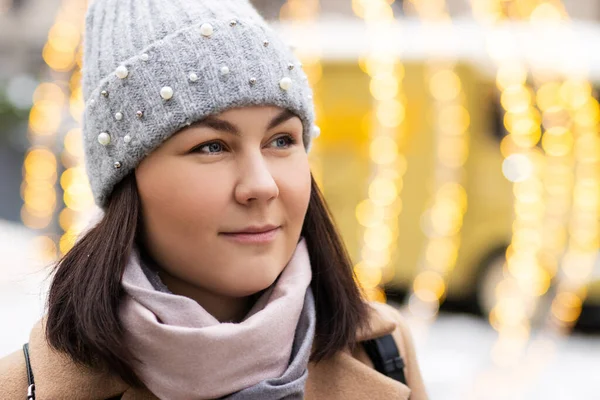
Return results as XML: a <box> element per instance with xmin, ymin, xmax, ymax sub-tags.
<box><xmin>90</xmin><ymin>99</ymin><xmax>95</xmax><ymax>106</ymax></box>
<box><xmin>114</xmin><ymin>161</ymin><xmax>122</xmax><ymax>169</ymax></box>
<box><xmin>98</xmin><ymin>132</ymin><xmax>111</xmax><ymax>145</ymax></box>
<box><xmin>200</xmin><ymin>23</ymin><xmax>214</xmax><ymax>37</ymax></box>
<box><xmin>311</xmin><ymin>125</ymin><xmax>321</xmax><ymax>138</ymax></box>
<box><xmin>141</xmin><ymin>53</ymin><xmax>149</xmax><ymax>61</ymax></box>
<box><xmin>279</xmin><ymin>77</ymin><xmax>292</xmax><ymax>91</ymax></box>
<box><xmin>189</xmin><ymin>73</ymin><xmax>198</xmax><ymax>82</ymax></box>
<box><xmin>115</xmin><ymin>112</ymin><xmax>123</xmax><ymax>121</ymax></box>
<box><xmin>220</xmin><ymin>66</ymin><xmax>230</xmax><ymax>75</ymax></box>
<box><xmin>116</xmin><ymin>65</ymin><xmax>129</xmax><ymax>79</ymax></box>
<box><xmin>249</xmin><ymin>78</ymin><xmax>257</xmax><ymax>86</ymax></box>
<box><xmin>160</xmin><ymin>86</ymin><xmax>174</xmax><ymax>100</ymax></box>
<box><xmin>124</xmin><ymin>135</ymin><xmax>132</xmax><ymax>144</ymax></box>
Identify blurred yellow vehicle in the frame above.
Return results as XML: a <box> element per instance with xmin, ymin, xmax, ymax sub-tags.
<box><xmin>312</xmin><ymin>60</ymin><xmax>514</xmax><ymax>314</ymax></box>
<box><xmin>283</xmin><ymin>20</ymin><xmax>600</xmax><ymax>325</ymax></box>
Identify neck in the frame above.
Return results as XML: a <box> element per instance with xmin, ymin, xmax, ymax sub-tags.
<box><xmin>157</xmin><ymin>269</ymin><xmax>257</xmax><ymax>323</ymax></box>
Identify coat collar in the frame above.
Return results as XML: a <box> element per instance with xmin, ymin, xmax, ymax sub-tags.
<box><xmin>28</xmin><ymin>302</ymin><xmax>405</xmax><ymax>400</ymax></box>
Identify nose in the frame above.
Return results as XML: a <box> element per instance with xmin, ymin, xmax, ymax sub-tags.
<box><xmin>234</xmin><ymin>154</ymin><xmax>279</xmax><ymax>205</ymax></box>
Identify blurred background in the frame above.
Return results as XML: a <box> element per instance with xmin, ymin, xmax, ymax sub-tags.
<box><xmin>1</xmin><ymin>0</ymin><xmax>600</xmax><ymax>398</ymax></box>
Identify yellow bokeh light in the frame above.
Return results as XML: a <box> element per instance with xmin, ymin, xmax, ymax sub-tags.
<box><xmin>370</xmin><ymin>136</ymin><xmax>399</xmax><ymax>164</ymax></box>
<box><xmin>32</xmin><ymin>235</ymin><xmax>58</xmax><ymax>263</ymax></box>
<box><xmin>355</xmin><ymin>199</ymin><xmax>385</xmax><ymax>228</ymax></box>
<box><xmin>370</xmin><ymin>75</ymin><xmax>398</xmax><ymax>101</ymax></box>
<box><xmin>361</xmin><ymin>246</ymin><xmax>391</xmax><ymax>269</ymax></box>
<box><xmin>496</xmin><ymin>62</ymin><xmax>527</xmax><ymax>91</ymax></box>
<box><xmin>438</xmin><ymin>104</ymin><xmax>470</xmax><ymax>134</ymax></box>
<box><xmin>574</xmin><ymin>133</ymin><xmax>600</xmax><ymax>163</ymax></box>
<box><xmin>24</xmin><ymin>148</ymin><xmax>57</xmax><ymax>178</ymax></box>
<box><xmin>493</xmin><ymin>297</ymin><xmax>527</xmax><ymax>327</ymax></box>
<box><xmin>530</xmin><ymin>2</ymin><xmax>563</xmax><ymax>23</ymax></box>
<box><xmin>59</xmin><ymin>231</ymin><xmax>78</xmax><ymax>255</ymax></box>
<box><xmin>58</xmin><ymin>208</ymin><xmax>77</xmax><ymax>232</ymax></box>
<box><xmin>29</xmin><ymin>101</ymin><xmax>63</xmax><ymax>135</ymax></box>
<box><xmin>42</xmin><ymin>42</ymin><xmax>75</xmax><ymax>72</ymax></box>
<box><xmin>536</xmin><ymin>81</ymin><xmax>561</xmax><ymax>111</ymax></box>
<box><xmin>541</xmin><ymin>127</ymin><xmax>573</xmax><ymax>157</ymax></box>
<box><xmin>64</xmin><ymin>128</ymin><xmax>84</xmax><ymax>158</ymax></box>
<box><xmin>504</xmin><ymin>108</ymin><xmax>542</xmax><ymax>133</ymax></box>
<box><xmin>560</xmin><ymin>79</ymin><xmax>591</xmax><ymax>110</ymax></box>
<box><xmin>501</xmin><ymin>85</ymin><xmax>532</xmax><ymax>114</ymax></box>
<box><xmin>60</xmin><ymin>166</ymin><xmax>87</xmax><ymax>191</ymax></box>
<box><xmin>541</xmin><ymin>106</ymin><xmax>571</xmax><ymax>131</ymax></box>
<box><xmin>551</xmin><ymin>291</ymin><xmax>582</xmax><ymax>323</ymax></box>
<box><xmin>429</xmin><ymin>69</ymin><xmax>462</xmax><ymax>102</ymax></box>
<box><xmin>369</xmin><ymin>177</ymin><xmax>398</xmax><ymax>206</ymax></box>
<box><xmin>22</xmin><ymin>181</ymin><xmax>56</xmax><ymax>205</ymax></box>
<box><xmin>376</xmin><ymin>98</ymin><xmax>405</xmax><ymax>127</ymax></box>
<box><xmin>437</xmin><ymin>136</ymin><xmax>468</xmax><ymax>167</ymax></box>
<box><xmin>354</xmin><ymin>263</ymin><xmax>383</xmax><ymax>289</ymax></box>
<box><xmin>33</xmin><ymin>82</ymin><xmax>65</xmax><ymax>104</ymax></box>
<box><xmin>431</xmin><ymin>198</ymin><xmax>463</xmax><ymax>236</ymax></box>
<box><xmin>70</xmin><ymin>87</ymin><xmax>84</xmax><ymax>121</ymax></box>
<box><xmin>364</xmin><ymin>225</ymin><xmax>394</xmax><ymax>251</ymax></box>
<box><xmin>573</xmin><ymin>98</ymin><xmax>600</xmax><ymax>127</ymax></box>
<box><xmin>425</xmin><ymin>237</ymin><xmax>458</xmax><ymax>271</ymax></box>
<box><xmin>48</xmin><ymin>21</ymin><xmax>81</xmax><ymax>53</ymax></box>
<box><xmin>413</xmin><ymin>271</ymin><xmax>446</xmax><ymax>299</ymax></box>
<box><xmin>362</xmin><ymin>0</ymin><xmax>393</xmax><ymax>21</ymax></box>
<box><xmin>438</xmin><ymin>183</ymin><xmax>467</xmax><ymax>212</ymax></box>
<box><xmin>21</xmin><ymin>207</ymin><xmax>53</xmax><ymax>230</ymax></box>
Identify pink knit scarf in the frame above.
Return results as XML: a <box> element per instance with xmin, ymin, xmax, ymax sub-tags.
<box><xmin>119</xmin><ymin>239</ymin><xmax>313</xmax><ymax>400</ymax></box>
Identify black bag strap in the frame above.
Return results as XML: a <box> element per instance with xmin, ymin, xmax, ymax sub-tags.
<box><xmin>23</xmin><ymin>343</ymin><xmax>35</xmax><ymax>400</ymax></box>
<box><xmin>22</xmin><ymin>342</ymin><xmax>123</xmax><ymax>400</ymax></box>
<box><xmin>362</xmin><ymin>334</ymin><xmax>407</xmax><ymax>385</ymax></box>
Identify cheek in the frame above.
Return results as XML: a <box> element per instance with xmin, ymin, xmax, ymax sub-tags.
<box><xmin>275</xmin><ymin>156</ymin><xmax>311</xmax><ymax>226</ymax></box>
<box><xmin>136</xmin><ymin>159</ymin><xmax>232</xmax><ymax>240</ymax></box>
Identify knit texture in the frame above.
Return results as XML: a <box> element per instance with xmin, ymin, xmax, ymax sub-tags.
<box><xmin>81</xmin><ymin>0</ymin><xmax>316</xmax><ymax>207</ymax></box>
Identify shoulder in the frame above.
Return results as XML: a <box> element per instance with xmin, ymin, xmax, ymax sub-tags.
<box><xmin>0</xmin><ymin>319</ymin><xmax>129</xmax><ymax>400</ymax></box>
<box><xmin>0</xmin><ymin>347</ymin><xmax>28</xmax><ymax>399</ymax></box>
<box><xmin>363</xmin><ymin>301</ymin><xmax>429</xmax><ymax>400</ymax></box>
<box><xmin>359</xmin><ymin>300</ymin><xmax>413</xmax><ymax>342</ymax></box>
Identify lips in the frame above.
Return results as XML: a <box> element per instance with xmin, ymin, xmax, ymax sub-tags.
<box><xmin>220</xmin><ymin>225</ymin><xmax>281</xmax><ymax>244</ymax></box>
<box><xmin>226</xmin><ymin>225</ymin><xmax>279</xmax><ymax>235</ymax></box>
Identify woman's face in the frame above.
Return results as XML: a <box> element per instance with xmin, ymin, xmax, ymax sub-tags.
<box><xmin>136</xmin><ymin>106</ymin><xmax>311</xmax><ymax>298</ymax></box>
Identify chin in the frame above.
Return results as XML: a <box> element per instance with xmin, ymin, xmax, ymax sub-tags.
<box><xmin>226</xmin><ymin>266</ymin><xmax>283</xmax><ymax>297</ymax></box>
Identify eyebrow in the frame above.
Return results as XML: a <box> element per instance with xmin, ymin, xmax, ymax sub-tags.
<box><xmin>194</xmin><ymin>109</ymin><xmax>297</xmax><ymax>135</ymax></box>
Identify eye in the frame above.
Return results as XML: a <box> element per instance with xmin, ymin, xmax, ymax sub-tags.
<box><xmin>268</xmin><ymin>134</ymin><xmax>296</xmax><ymax>149</ymax></box>
<box><xmin>192</xmin><ymin>141</ymin><xmax>225</xmax><ymax>154</ymax></box>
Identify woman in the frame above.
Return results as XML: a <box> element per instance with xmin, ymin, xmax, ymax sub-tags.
<box><xmin>0</xmin><ymin>0</ymin><xmax>427</xmax><ymax>399</ymax></box>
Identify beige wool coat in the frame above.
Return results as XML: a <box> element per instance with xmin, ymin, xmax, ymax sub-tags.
<box><xmin>0</xmin><ymin>301</ymin><xmax>428</xmax><ymax>400</ymax></box>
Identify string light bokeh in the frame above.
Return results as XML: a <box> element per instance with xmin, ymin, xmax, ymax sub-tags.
<box><xmin>466</xmin><ymin>0</ymin><xmax>600</xmax><ymax>369</ymax></box>
<box><xmin>21</xmin><ymin>0</ymin><xmax>92</xmax><ymax>263</ymax></box>
<box><xmin>404</xmin><ymin>0</ymin><xmax>471</xmax><ymax>321</ymax></box>
<box><xmin>353</xmin><ymin>0</ymin><xmax>407</xmax><ymax>303</ymax></box>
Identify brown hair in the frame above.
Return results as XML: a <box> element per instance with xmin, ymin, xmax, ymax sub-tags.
<box><xmin>46</xmin><ymin>173</ymin><xmax>369</xmax><ymax>387</ymax></box>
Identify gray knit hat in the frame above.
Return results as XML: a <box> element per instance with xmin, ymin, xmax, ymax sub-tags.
<box><xmin>81</xmin><ymin>0</ymin><xmax>317</xmax><ymax>207</ymax></box>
